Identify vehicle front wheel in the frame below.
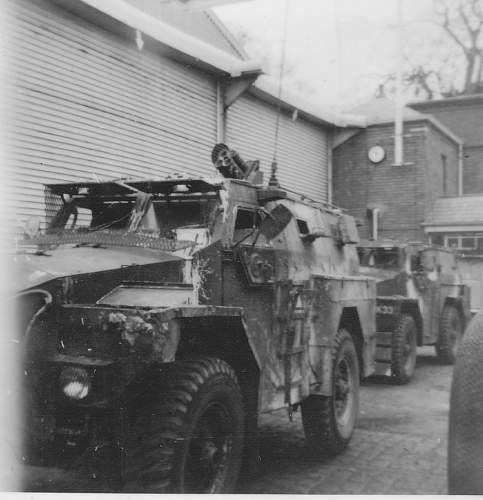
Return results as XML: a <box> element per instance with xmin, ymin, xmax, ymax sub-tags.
<box><xmin>391</xmin><ymin>314</ymin><xmax>417</xmax><ymax>384</ymax></box>
<box><xmin>301</xmin><ymin>328</ymin><xmax>359</xmax><ymax>457</ymax></box>
<box><xmin>124</xmin><ymin>357</ymin><xmax>244</xmax><ymax>493</ymax></box>
<box><xmin>436</xmin><ymin>305</ymin><xmax>463</xmax><ymax>364</ymax></box>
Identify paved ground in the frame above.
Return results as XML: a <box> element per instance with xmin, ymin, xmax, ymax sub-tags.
<box><xmin>22</xmin><ymin>346</ymin><xmax>452</xmax><ymax>494</ymax></box>
<box><xmin>237</xmin><ymin>346</ymin><xmax>451</xmax><ymax>495</ymax></box>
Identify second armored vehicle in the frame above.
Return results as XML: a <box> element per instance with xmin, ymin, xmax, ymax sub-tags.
<box><xmin>358</xmin><ymin>240</ymin><xmax>471</xmax><ymax>384</ymax></box>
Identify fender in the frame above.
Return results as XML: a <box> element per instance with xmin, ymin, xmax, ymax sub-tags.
<box><xmin>307</xmin><ymin>274</ymin><xmax>376</xmax><ymax>395</ymax></box>
<box><xmin>439</xmin><ymin>283</ymin><xmax>471</xmax><ymax>329</ymax></box>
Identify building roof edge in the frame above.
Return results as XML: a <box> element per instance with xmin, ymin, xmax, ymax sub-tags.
<box><xmin>252</xmin><ymin>76</ymin><xmax>367</xmax><ymax>129</ymax></box>
<box><xmin>67</xmin><ymin>0</ymin><xmax>263</xmax><ymax>77</ymax></box>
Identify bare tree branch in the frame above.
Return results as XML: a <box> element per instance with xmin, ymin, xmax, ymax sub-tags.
<box><xmin>380</xmin><ymin>0</ymin><xmax>483</xmax><ymax>99</ymax></box>
<box><xmin>441</xmin><ymin>4</ymin><xmax>470</xmax><ymax>54</ymax></box>
<box><xmin>470</xmin><ymin>0</ymin><xmax>483</xmax><ymax>27</ymax></box>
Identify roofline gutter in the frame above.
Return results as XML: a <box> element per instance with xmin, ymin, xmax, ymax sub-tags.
<box><xmin>57</xmin><ymin>0</ymin><xmax>263</xmax><ymax>78</ymax></box>
<box><xmin>252</xmin><ymin>76</ymin><xmax>367</xmax><ymax>128</ymax></box>
<box><xmin>458</xmin><ymin>142</ymin><xmax>463</xmax><ymax>196</ymax></box>
<box><xmin>409</xmin><ymin>94</ymin><xmax>483</xmax><ymax>108</ymax></box>
<box><xmin>422</xmin><ymin>223</ymin><xmax>483</xmax><ymax>229</ymax></box>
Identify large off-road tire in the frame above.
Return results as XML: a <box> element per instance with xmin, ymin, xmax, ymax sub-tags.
<box><xmin>124</xmin><ymin>357</ymin><xmax>244</xmax><ymax>493</ymax></box>
<box><xmin>301</xmin><ymin>329</ymin><xmax>359</xmax><ymax>457</ymax></box>
<box><xmin>436</xmin><ymin>305</ymin><xmax>463</xmax><ymax>364</ymax></box>
<box><xmin>391</xmin><ymin>314</ymin><xmax>417</xmax><ymax>384</ymax></box>
<box><xmin>448</xmin><ymin>311</ymin><xmax>483</xmax><ymax>494</ymax></box>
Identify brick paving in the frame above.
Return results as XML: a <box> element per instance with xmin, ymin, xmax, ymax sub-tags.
<box><xmin>238</xmin><ymin>412</ymin><xmax>446</xmax><ymax>494</ymax></box>
<box><xmin>22</xmin><ymin>349</ymin><xmax>451</xmax><ymax>494</ymax></box>
<box><xmin>238</xmin><ymin>348</ymin><xmax>450</xmax><ymax>495</ymax></box>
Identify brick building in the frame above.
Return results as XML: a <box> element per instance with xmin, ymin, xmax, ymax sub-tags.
<box><xmin>422</xmin><ymin>196</ymin><xmax>483</xmax><ymax>312</ymax></box>
<box><xmin>410</xmin><ymin>94</ymin><xmax>483</xmax><ymax>195</ymax></box>
<box><xmin>332</xmin><ymin>97</ymin><xmax>462</xmax><ymax>241</ymax></box>
<box><xmin>409</xmin><ymin>95</ymin><xmax>483</xmax><ymax>255</ymax></box>
<box><xmin>423</xmin><ymin>196</ymin><xmax>483</xmax><ymax>250</ymax></box>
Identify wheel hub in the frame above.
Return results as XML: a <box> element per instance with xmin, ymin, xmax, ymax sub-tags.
<box><xmin>450</xmin><ymin>317</ymin><xmax>462</xmax><ymax>354</ymax></box>
<box><xmin>184</xmin><ymin>403</ymin><xmax>233</xmax><ymax>493</ymax></box>
<box><xmin>335</xmin><ymin>359</ymin><xmax>353</xmax><ymax>421</ymax></box>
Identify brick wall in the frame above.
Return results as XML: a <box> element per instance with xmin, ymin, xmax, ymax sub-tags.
<box><xmin>410</xmin><ymin>101</ymin><xmax>483</xmax><ymax>147</ymax></box>
<box><xmin>410</xmin><ymin>99</ymin><xmax>483</xmax><ymax>194</ymax></box>
<box><xmin>463</xmin><ymin>146</ymin><xmax>483</xmax><ymax>194</ymax></box>
<box><xmin>424</xmin><ymin>124</ymin><xmax>460</xmax><ymax>216</ymax></box>
<box><xmin>333</xmin><ymin>120</ymin><xmax>459</xmax><ymax>241</ymax></box>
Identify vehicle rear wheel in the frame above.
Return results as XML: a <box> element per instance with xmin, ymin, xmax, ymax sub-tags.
<box><xmin>124</xmin><ymin>357</ymin><xmax>244</xmax><ymax>493</ymax></box>
<box><xmin>436</xmin><ymin>305</ymin><xmax>462</xmax><ymax>364</ymax></box>
<box><xmin>301</xmin><ymin>329</ymin><xmax>359</xmax><ymax>457</ymax></box>
<box><xmin>391</xmin><ymin>314</ymin><xmax>417</xmax><ymax>384</ymax></box>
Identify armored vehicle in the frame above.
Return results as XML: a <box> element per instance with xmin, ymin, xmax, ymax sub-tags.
<box><xmin>15</xmin><ymin>154</ymin><xmax>376</xmax><ymax>493</ymax></box>
<box><xmin>358</xmin><ymin>240</ymin><xmax>471</xmax><ymax>384</ymax></box>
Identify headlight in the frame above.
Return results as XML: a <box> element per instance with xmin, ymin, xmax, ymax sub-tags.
<box><xmin>59</xmin><ymin>366</ymin><xmax>91</xmax><ymax>400</ymax></box>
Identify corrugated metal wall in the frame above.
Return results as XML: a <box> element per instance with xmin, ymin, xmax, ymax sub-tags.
<box><xmin>6</xmin><ymin>0</ymin><xmax>332</xmax><ymax>236</ymax></box>
<box><xmin>7</xmin><ymin>0</ymin><xmax>218</xmax><ymax>230</ymax></box>
<box><xmin>226</xmin><ymin>93</ymin><xmax>329</xmax><ymax>203</ymax></box>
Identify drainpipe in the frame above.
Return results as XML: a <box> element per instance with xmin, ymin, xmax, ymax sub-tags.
<box><xmin>215</xmin><ymin>81</ymin><xmax>225</xmax><ymax>143</ymax></box>
<box><xmin>458</xmin><ymin>142</ymin><xmax>463</xmax><ymax>196</ymax></box>
<box><xmin>328</xmin><ymin>130</ymin><xmax>333</xmax><ymax>205</ymax></box>
<box><xmin>372</xmin><ymin>208</ymin><xmax>379</xmax><ymax>240</ymax></box>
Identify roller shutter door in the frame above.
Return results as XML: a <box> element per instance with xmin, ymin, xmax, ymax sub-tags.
<box><xmin>7</xmin><ymin>0</ymin><xmax>218</xmax><ymax>231</ymax></box>
<box><xmin>226</xmin><ymin>93</ymin><xmax>329</xmax><ymax>203</ymax></box>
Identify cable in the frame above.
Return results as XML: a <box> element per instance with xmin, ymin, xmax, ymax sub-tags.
<box><xmin>88</xmin><ymin>212</ymin><xmax>131</xmax><ymax>232</ymax></box>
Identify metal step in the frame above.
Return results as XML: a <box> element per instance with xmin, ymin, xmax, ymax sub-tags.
<box><xmin>375</xmin><ymin>346</ymin><xmax>392</xmax><ymax>362</ymax></box>
<box><xmin>374</xmin><ymin>360</ymin><xmax>392</xmax><ymax>377</ymax></box>
<box><xmin>374</xmin><ymin>330</ymin><xmax>395</xmax><ymax>376</ymax></box>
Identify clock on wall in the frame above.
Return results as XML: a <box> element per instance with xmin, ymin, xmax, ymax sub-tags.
<box><xmin>368</xmin><ymin>145</ymin><xmax>386</xmax><ymax>164</ymax></box>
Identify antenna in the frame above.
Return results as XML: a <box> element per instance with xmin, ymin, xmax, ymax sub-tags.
<box><xmin>269</xmin><ymin>0</ymin><xmax>290</xmax><ymax>188</ymax></box>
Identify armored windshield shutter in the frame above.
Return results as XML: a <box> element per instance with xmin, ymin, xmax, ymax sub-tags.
<box><xmin>338</xmin><ymin>214</ymin><xmax>360</xmax><ymax>244</ymax></box>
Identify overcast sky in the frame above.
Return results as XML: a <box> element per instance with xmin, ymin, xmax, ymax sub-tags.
<box><xmin>214</xmin><ymin>0</ymin><xmax>442</xmax><ymax>111</ymax></box>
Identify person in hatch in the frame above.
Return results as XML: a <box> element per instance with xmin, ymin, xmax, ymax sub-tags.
<box><xmin>211</xmin><ymin>143</ymin><xmax>261</xmax><ymax>183</ymax></box>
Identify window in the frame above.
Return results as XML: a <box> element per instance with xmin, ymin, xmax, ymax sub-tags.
<box><xmin>444</xmin><ymin>234</ymin><xmax>483</xmax><ymax>251</ymax></box>
<box><xmin>233</xmin><ymin>207</ymin><xmax>263</xmax><ymax>244</ymax></box>
<box><xmin>446</xmin><ymin>237</ymin><xmax>459</xmax><ymax>249</ymax></box>
<box><xmin>296</xmin><ymin>219</ymin><xmax>309</xmax><ymax>236</ymax></box>
<box><xmin>234</xmin><ymin>208</ymin><xmax>261</xmax><ymax>230</ymax></box>
<box><xmin>441</xmin><ymin>154</ymin><xmax>448</xmax><ymax>195</ymax></box>
<box><xmin>462</xmin><ymin>237</ymin><xmax>475</xmax><ymax>249</ymax></box>
<box><xmin>357</xmin><ymin>247</ymin><xmax>399</xmax><ymax>269</ymax></box>
<box><xmin>430</xmin><ymin>233</ymin><xmax>444</xmax><ymax>246</ymax></box>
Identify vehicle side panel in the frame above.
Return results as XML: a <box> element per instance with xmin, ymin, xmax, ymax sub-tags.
<box><xmin>307</xmin><ymin>275</ymin><xmax>376</xmax><ymax>396</ymax></box>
